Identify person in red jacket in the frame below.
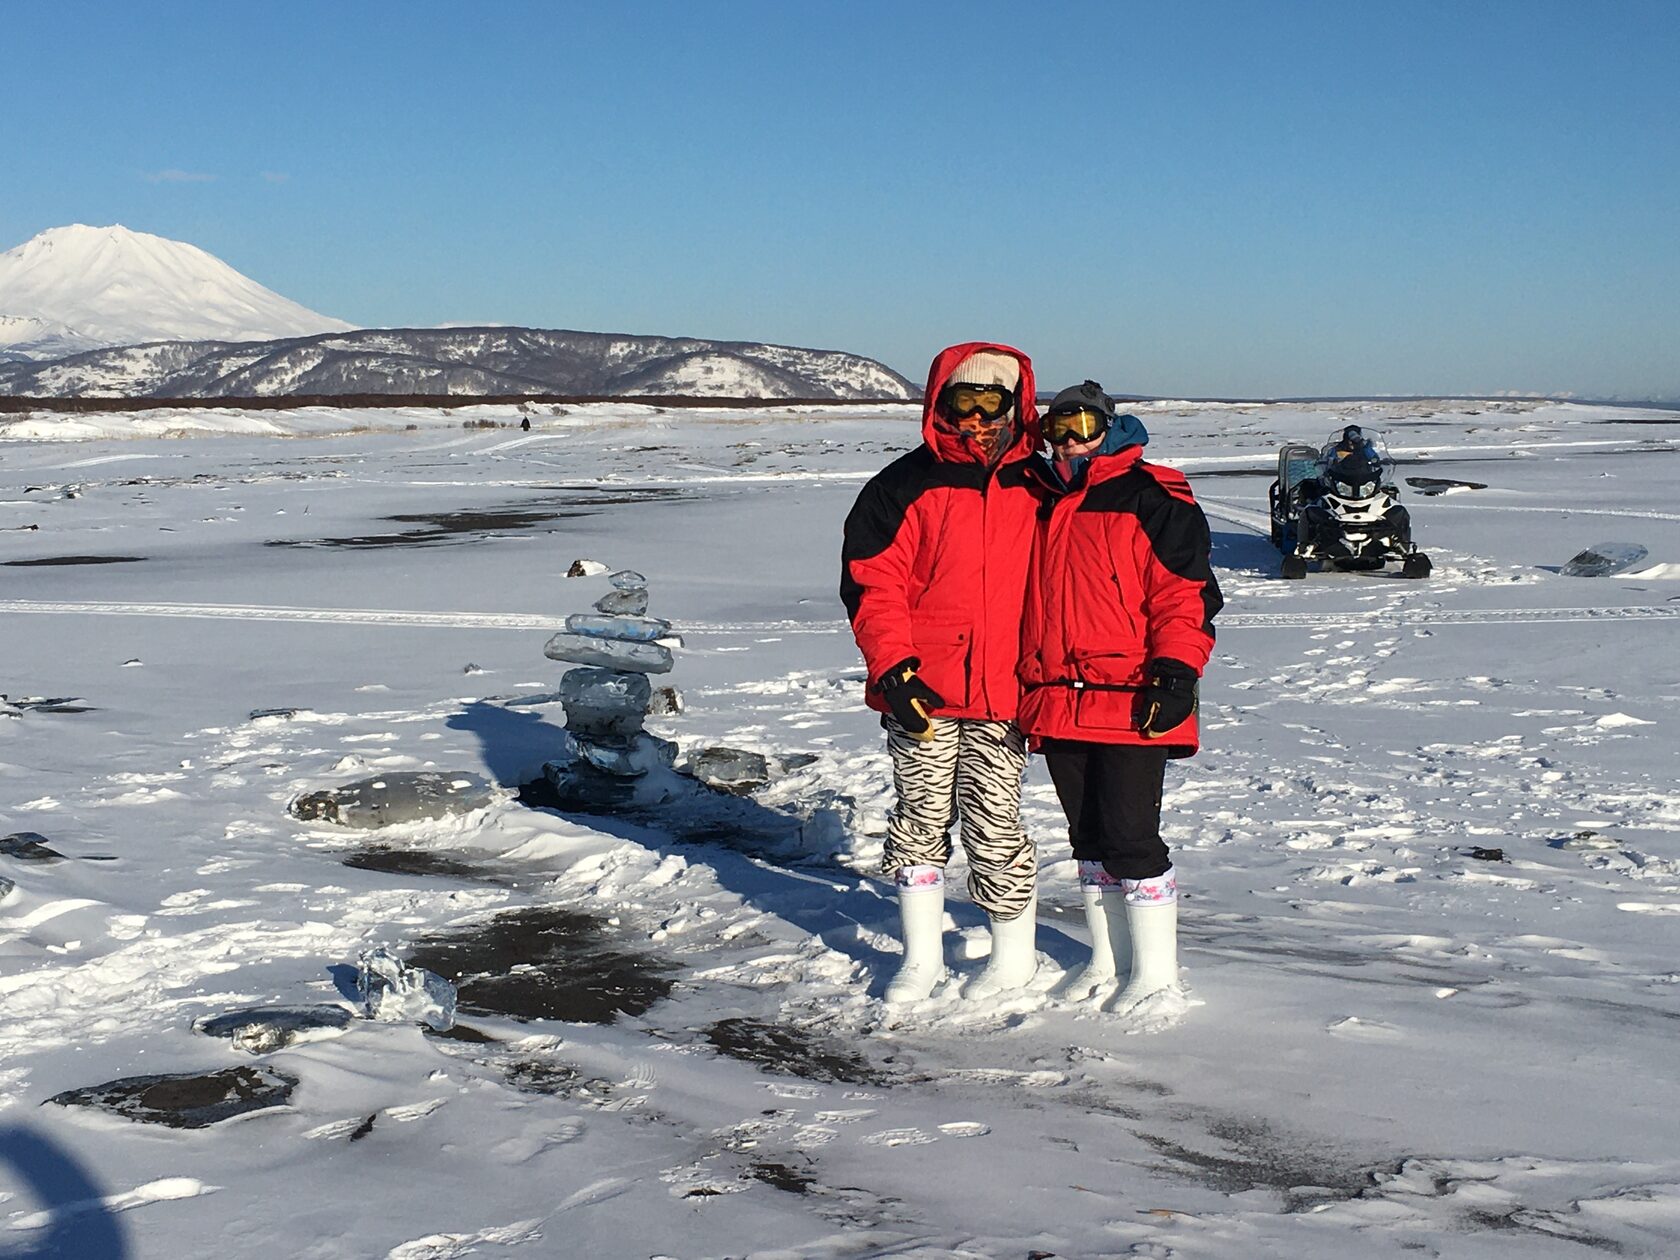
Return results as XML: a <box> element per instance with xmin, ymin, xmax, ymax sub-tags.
<box><xmin>842</xmin><ymin>342</ymin><xmax>1042</xmax><ymax>1004</ymax></box>
<box><xmin>1019</xmin><ymin>380</ymin><xmax>1223</xmax><ymax>1017</ymax></box>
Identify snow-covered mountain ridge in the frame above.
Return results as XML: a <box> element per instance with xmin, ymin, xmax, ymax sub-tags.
<box><xmin>0</xmin><ymin>225</ymin><xmax>914</xmax><ymax>400</ymax></box>
<box><xmin>0</xmin><ymin>225</ymin><xmax>352</xmax><ymax>358</ymax></box>
<box><xmin>0</xmin><ymin>314</ymin><xmax>105</xmax><ymax>363</ymax></box>
<box><xmin>0</xmin><ymin>325</ymin><xmax>918</xmax><ymax>400</ymax></box>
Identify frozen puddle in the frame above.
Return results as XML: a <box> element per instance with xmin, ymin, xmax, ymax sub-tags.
<box><xmin>265</xmin><ymin>488</ymin><xmax>688</xmax><ymax>549</ymax></box>
<box><xmin>703</xmin><ymin>1017</ymin><xmax>899</xmax><ymax>1086</ymax></box>
<box><xmin>406</xmin><ymin>905</ymin><xmax>677</xmax><ymax>1023</ymax></box>
<box><xmin>47</xmin><ymin>1065</ymin><xmax>298</xmax><ymax>1129</ymax></box>
<box><xmin>2</xmin><ymin>554</ymin><xmax>146</xmax><ymax>566</ymax></box>
<box><xmin>341</xmin><ymin>846</ymin><xmax>498</xmax><ymax>879</ymax></box>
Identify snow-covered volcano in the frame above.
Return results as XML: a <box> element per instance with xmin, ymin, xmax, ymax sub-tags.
<box><xmin>0</xmin><ymin>224</ymin><xmax>352</xmax><ymax>358</ymax></box>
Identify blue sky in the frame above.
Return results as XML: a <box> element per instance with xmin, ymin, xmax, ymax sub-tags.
<box><xmin>7</xmin><ymin>1</ymin><xmax>1678</xmax><ymax>399</ymax></box>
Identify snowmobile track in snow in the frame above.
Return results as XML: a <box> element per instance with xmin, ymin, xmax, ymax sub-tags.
<box><xmin>3</xmin><ymin>598</ymin><xmax>1679</xmax><ymax>632</ymax></box>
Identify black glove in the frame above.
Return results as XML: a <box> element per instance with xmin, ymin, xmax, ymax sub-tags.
<box><xmin>875</xmin><ymin>659</ymin><xmax>946</xmax><ymax>741</ymax></box>
<box><xmin>1136</xmin><ymin>658</ymin><xmax>1198</xmax><ymax>738</ymax></box>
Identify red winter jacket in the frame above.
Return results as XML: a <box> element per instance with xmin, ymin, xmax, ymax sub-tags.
<box><xmin>841</xmin><ymin>343</ymin><xmax>1040</xmax><ymax>721</ymax></box>
<box><xmin>1017</xmin><ymin>445</ymin><xmax>1222</xmax><ymax>755</ymax></box>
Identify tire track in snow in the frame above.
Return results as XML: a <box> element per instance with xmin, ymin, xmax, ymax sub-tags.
<box><xmin>1202</xmin><ymin>487</ymin><xmax>1680</xmax><ymax>527</ymax></box>
<box><xmin>1227</xmin><ymin>605</ymin><xmax>1680</xmax><ymax>628</ymax></box>
<box><xmin>1197</xmin><ymin>495</ymin><xmax>1274</xmax><ymax>535</ymax></box>
<box><xmin>4</xmin><ymin>598</ymin><xmax>1679</xmax><ymax>632</ymax></box>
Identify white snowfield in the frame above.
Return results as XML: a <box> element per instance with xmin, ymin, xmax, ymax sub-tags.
<box><xmin>2</xmin><ymin>396</ymin><xmax>1678</xmax><ymax>1258</ymax></box>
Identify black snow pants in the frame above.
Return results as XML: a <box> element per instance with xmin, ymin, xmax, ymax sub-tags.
<box><xmin>1041</xmin><ymin>738</ymin><xmax>1172</xmax><ymax>882</ymax></box>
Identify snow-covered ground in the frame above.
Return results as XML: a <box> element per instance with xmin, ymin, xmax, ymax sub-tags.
<box><xmin>2</xmin><ymin>397</ymin><xmax>1678</xmax><ymax>1259</ymax></box>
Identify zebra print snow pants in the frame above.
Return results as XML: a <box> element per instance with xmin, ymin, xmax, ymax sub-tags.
<box><xmin>881</xmin><ymin>716</ymin><xmax>1036</xmax><ymax>920</ymax></box>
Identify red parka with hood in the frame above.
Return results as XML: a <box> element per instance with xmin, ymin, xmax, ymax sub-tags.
<box><xmin>1017</xmin><ymin>439</ymin><xmax>1222</xmax><ymax>755</ymax></box>
<box><xmin>841</xmin><ymin>343</ymin><xmax>1040</xmax><ymax>721</ymax></box>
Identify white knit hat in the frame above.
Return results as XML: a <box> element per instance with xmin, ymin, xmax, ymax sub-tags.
<box><xmin>947</xmin><ymin>350</ymin><xmax>1020</xmax><ymax>391</ymax></box>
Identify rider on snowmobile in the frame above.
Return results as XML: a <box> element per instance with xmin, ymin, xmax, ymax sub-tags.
<box><xmin>1297</xmin><ymin>424</ymin><xmax>1414</xmax><ymax>554</ymax></box>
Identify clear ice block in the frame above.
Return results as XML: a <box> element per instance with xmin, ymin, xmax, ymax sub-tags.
<box><xmin>357</xmin><ymin>946</ymin><xmax>456</xmax><ymax>1030</ymax></box>
<box><xmin>559</xmin><ymin>667</ymin><xmax>651</xmax><ymax>738</ymax></box>
<box><xmin>564</xmin><ymin>613</ymin><xmax>673</xmax><ymax>642</ymax></box>
<box><xmin>1560</xmin><ymin>541</ymin><xmax>1649</xmax><ymax>577</ymax></box>
<box><xmin>544</xmin><ymin>632</ymin><xmax>673</xmax><ymax>674</ymax></box>
<box><xmin>593</xmin><ymin>588</ymin><xmax>650</xmax><ymax>616</ymax></box>
<box><xmin>556</xmin><ymin>730</ymin><xmax>678</xmax><ymax>778</ymax></box>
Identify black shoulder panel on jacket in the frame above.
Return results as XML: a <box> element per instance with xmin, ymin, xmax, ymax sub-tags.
<box><xmin>1078</xmin><ymin>468</ymin><xmax>1224</xmax><ymax>637</ymax></box>
<box><xmin>841</xmin><ymin>448</ymin><xmax>938</xmax><ymax>620</ymax></box>
<box><xmin>994</xmin><ymin>459</ymin><xmax>1034</xmax><ymax>491</ymax></box>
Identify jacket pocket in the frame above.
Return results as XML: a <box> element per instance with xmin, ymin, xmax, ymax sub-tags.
<box><xmin>1072</xmin><ymin>648</ymin><xmax>1145</xmax><ymax>687</ymax></box>
<box><xmin>1073</xmin><ymin>685</ymin><xmax>1141</xmax><ymax>733</ymax></box>
<box><xmin>1071</xmin><ymin>650</ymin><xmax>1145</xmax><ymax>733</ymax></box>
<box><xmin>911</xmin><ymin>620</ymin><xmax>972</xmax><ymax>709</ymax></box>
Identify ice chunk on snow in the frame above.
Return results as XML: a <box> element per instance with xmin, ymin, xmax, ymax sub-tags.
<box><xmin>686</xmin><ymin>746</ymin><xmax>771</xmax><ymax>796</ymax></box>
<box><xmin>556</xmin><ymin>730</ymin><xmax>678</xmax><ymax>778</ymax></box>
<box><xmin>609</xmin><ymin>569</ymin><xmax>648</xmax><ymax>590</ymax></box>
<box><xmin>357</xmin><ymin>946</ymin><xmax>456</xmax><ymax>1030</ymax></box>
<box><xmin>544</xmin><ymin>632</ymin><xmax>673</xmax><ymax>674</ymax></box>
<box><xmin>1560</xmin><ymin>541</ymin><xmax>1649</xmax><ymax>576</ymax></box>
<box><xmin>1594</xmin><ymin>712</ymin><xmax>1654</xmax><ymax>728</ymax></box>
<box><xmin>288</xmin><ymin>771</ymin><xmax>497</xmax><ymax>828</ymax></box>
<box><xmin>593</xmin><ymin>587</ymin><xmax>650</xmax><ymax>616</ymax></box>
<box><xmin>559</xmin><ymin>667</ymin><xmax>651</xmax><ymax>738</ymax></box>
<box><xmin>564</xmin><ymin>613</ymin><xmax>673</xmax><ymax>642</ymax></box>
<box><xmin>196</xmin><ymin>1004</ymin><xmax>355</xmax><ymax>1053</ymax></box>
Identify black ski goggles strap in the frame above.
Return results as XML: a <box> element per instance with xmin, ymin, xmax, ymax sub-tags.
<box><xmin>937</xmin><ymin>382</ymin><xmax>1016</xmax><ymax>423</ymax></box>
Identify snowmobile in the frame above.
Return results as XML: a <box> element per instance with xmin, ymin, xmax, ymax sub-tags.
<box><xmin>1268</xmin><ymin>424</ymin><xmax>1431</xmax><ymax>579</ymax></box>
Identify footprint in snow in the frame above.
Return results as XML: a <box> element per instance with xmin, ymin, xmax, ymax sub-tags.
<box><xmin>384</xmin><ymin>1097</ymin><xmax>450</xmax><ymax>1122</ymax></box>
<box><xmin>6</xmin><ymin>1176</ymin><xmax>216</xmax><ymax>1231</ymax></box>
<box><xmin>1326</xmin><ymin>1015</ymin><xmax>1404</xmax><ymax>1041</ymax></box>
<box><xmin>761</xmin><ymin>1081</ymin><xmax>822</xmax><ymax>1099</ymax></box>
<box><xmin>862</xmin><ymin>1127</ymin><xmax>936</xmax><ymax>1147</ymax></box>
<box><xmin>814</xmin><ymin>1108</ymin><xmax>875</xmax><ymax>1123</ymax></box>
<box><xmin>490</xmin><ymin>1121</ymin><xmax>586</xmax><ymax>1165</ymax></box>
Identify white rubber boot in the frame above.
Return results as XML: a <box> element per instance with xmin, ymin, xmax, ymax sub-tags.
<box><xmin>884</xmin><ymin>872</ymin><xmax>946</xmax><ymax>1004</ymax></box>
<box><xmin>965</xmin><ymin>896</ymin><xmax>1038</xmax><ymax>1000</ymax></box>
<box><xmin>1062</xmin><ymin>884</ymin><xmax>1131</xmax><ymax>1000</ymax></box>
<box><xmin>1110</xmin><ymin>898</ymin><xmax>1179</xmax><ymax>1014</ymax></box>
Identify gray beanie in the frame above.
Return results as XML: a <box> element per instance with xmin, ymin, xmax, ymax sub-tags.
<box><xmin>1048</xmin><ymin>379</ymin><xmax>1114</xmax><ymax>416</ymax></box>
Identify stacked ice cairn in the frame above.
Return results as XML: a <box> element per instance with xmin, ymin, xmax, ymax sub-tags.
<box><xmin>542</xmin><ymin>569</ymin><xmax>680</xmax><ymax>806</ymax></box>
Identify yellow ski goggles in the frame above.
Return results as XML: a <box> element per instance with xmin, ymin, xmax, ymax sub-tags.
<box><xmin>1045</xmin><ymin>405</ymin><xmax>1111</xmax><ymax>445</ymax></box>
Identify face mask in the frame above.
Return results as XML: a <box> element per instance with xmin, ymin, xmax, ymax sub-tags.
<box><xmin>955</xmin><ymin>412</ymin><xmax>1012</xmax><ymax>462</ymax></box>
